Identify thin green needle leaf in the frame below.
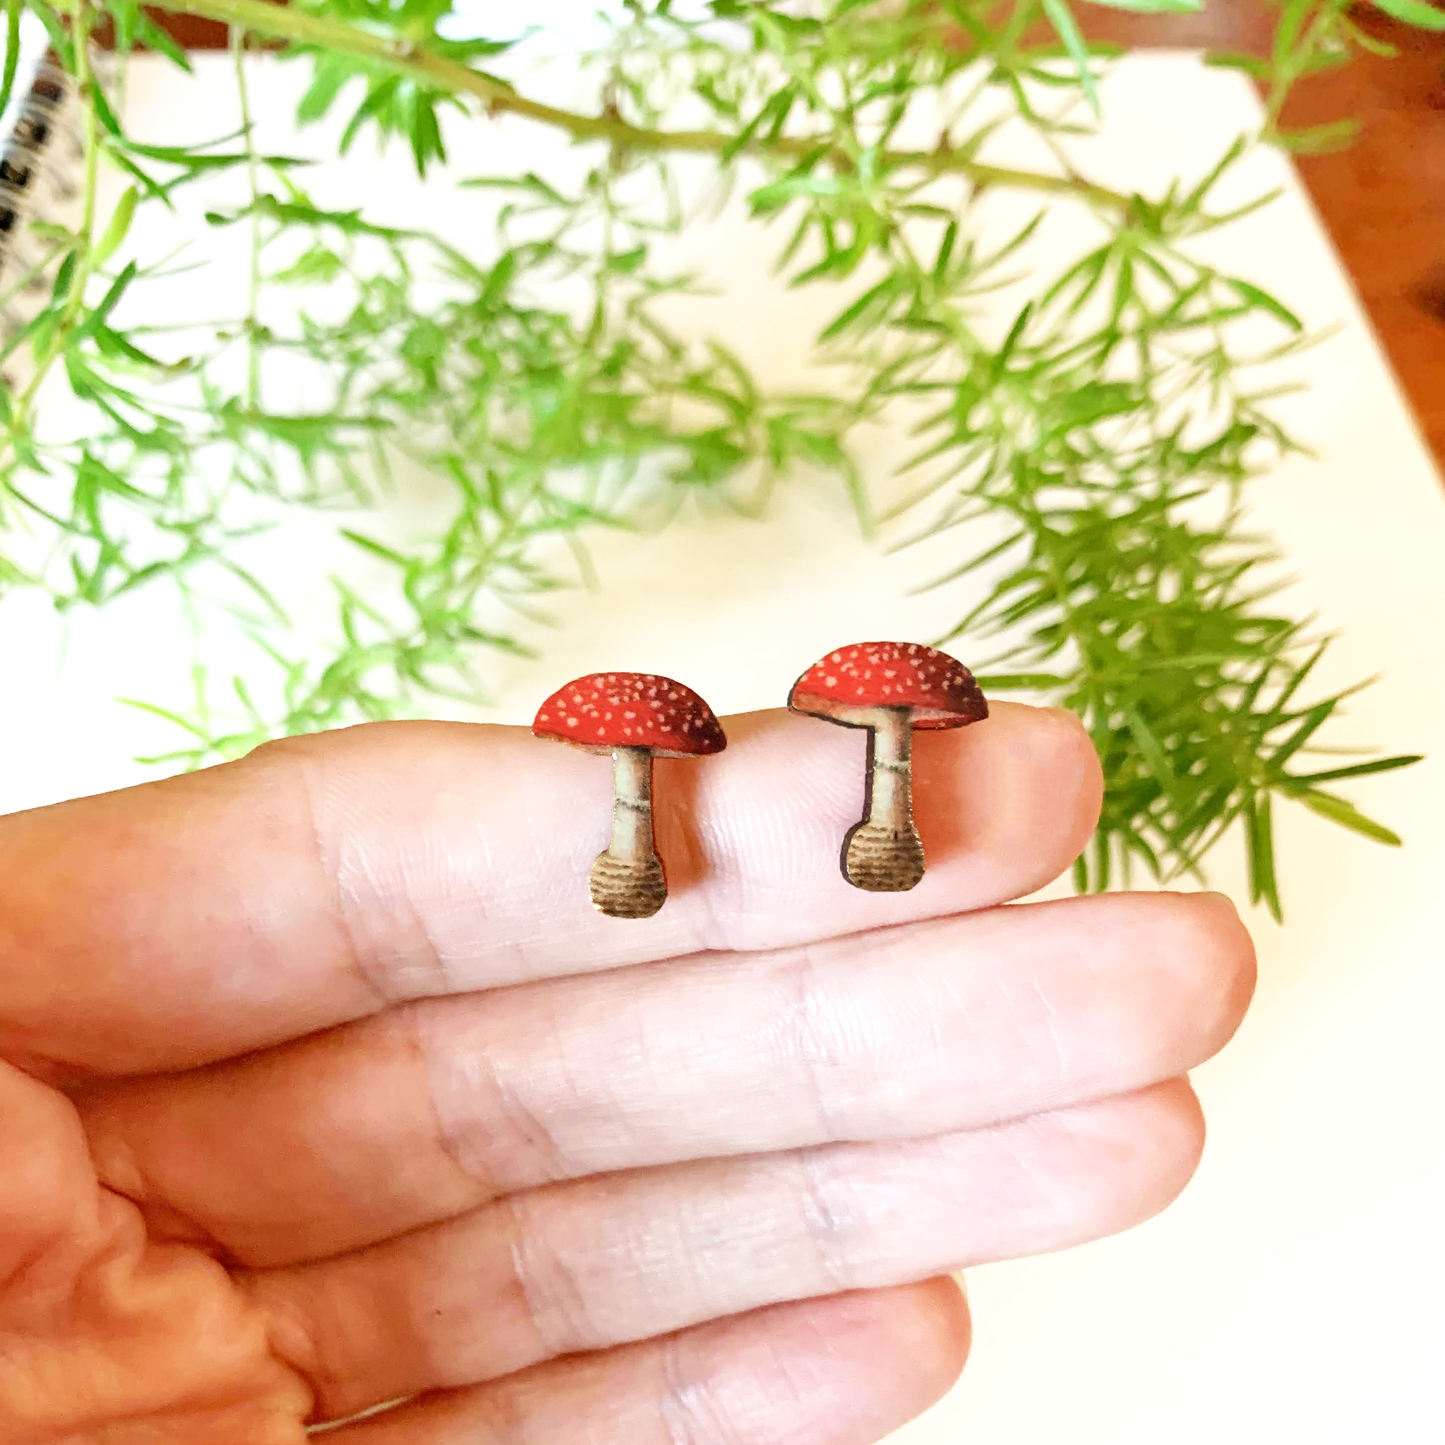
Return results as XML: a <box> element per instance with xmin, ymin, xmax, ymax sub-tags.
<box><xmin>1299</xmin><ymin>791</ymin><xmax>1404</xmax><ymax>846</ymax></box>
<box><xmin>1244</xmin><ymin>792</ymin><xmax>1282</xmax><ymax>922</ymax></box>
<box><xmin>1085</xmin><ymin>0</ymin><xmax>1201</xmax><ymax>11</ymax></box>
<box><xmin>1123</xmin><ymin>708</ymin><xmax>1181</xmax><ymax>799</ymax></box>
<box><xmin>116</xmin><ymin>698</ymin><xmax>213</xmax><ymax>740</ymax></box>
<box><xmin>0</xmin><ymin>0</ymin><xmax>21</xmax><ymax>122</ymax></box>
<box><xmin>1226</xmin><ymin>278</ymin><xmax>1304</xmax><ymax>332</ymax></box>
<box><xmin>1291</xmin><ymin>754</ymin><xmax>1423</xmax><ymax>784</ymax></box>
<box><xmin>1368</xmin><ymin>0</ymin><xmax>1445</xmax><ymax>29</ymax></box>
<box><xmin>92</xmin><ymin>187</ymin><xmax>139</xmax><ymax>268</ymax></box>
<box><xmin>973</xmin><ymin>673</ymin><xmax>1070</xmax><ymax>690</ymax></box>
<box><xmin>1041</xmin><ymin>0</ymin><xmax>1101</xmax><ymax>117</ymax></box>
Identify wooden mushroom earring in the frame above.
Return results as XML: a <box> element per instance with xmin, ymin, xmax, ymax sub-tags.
<box><xmin>533</xmin><ymin>673</ymin><xmax>726</xmax><ymax>918</ymax></box>
<box><xmin>788</xmin><ymin>642</ymin><xmax>988</xmax><ymax>891</ymax></box>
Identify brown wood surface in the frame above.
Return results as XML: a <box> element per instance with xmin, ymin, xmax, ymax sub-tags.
<box><xmin>1075</xmin><ymin>0</ymin><xmax>1445</xmax><ymax>469</ymax></box>
<box><xmin>139</xmin><ymin>4</ymin><xmax>1445</xmax><ymax>471</ymax></box>
<box><xmin>1283</xmin><ymin>15</ymin><xmax>1445</xmax><ymax>469</ymax></box>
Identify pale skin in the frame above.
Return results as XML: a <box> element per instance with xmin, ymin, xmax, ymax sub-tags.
<box><xmin>0</xmin><ymin>703</ymin><xmax>1256</xmax><ymax>1443</ymax></box>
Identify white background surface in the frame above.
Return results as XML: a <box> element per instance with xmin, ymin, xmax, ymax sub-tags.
<box><xmin>1</xmin><ymin>43</ymin><xmax>1443</xmax><ymax>1443</ymax></box>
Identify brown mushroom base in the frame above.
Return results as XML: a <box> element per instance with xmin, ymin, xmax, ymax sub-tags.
<box><xmin>842</xmin><ymin>821</ymin><xmax>926</xmax><ymax>891</ymax></box>
<box><xmin>589</xmin><ymin>850</ymin><xmax>668</xmax><ymax>918</ymax></box>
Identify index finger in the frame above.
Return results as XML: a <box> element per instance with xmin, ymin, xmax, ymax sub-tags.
<box><xmin>0</xmin><ymin>703</ymin><xmax>1100</xmax><ymax>1080</ymax></box>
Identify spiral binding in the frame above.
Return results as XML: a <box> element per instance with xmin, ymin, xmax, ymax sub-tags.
<box><xmin>0</xmin><ymin>15</ymin><xmax>82</xmax><ymax>386</ymax></box>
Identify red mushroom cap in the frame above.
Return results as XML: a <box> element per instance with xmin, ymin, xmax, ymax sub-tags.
<box><xmin>533</xmin><ymin>672</ymin><xmax>727</xmax><ymax>757</ymax></box>
<box><xmin>788</xmin><ymin>641</ymin><xmax>988</xmax><ymax>730</ymax></box>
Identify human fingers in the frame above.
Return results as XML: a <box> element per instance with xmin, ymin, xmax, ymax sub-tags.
<box><xmin>76</xmin><ymin>891</ymin><xmax>1252</xmax><ymax>1265</ymax></box>
<box><xmin>1</xmin><ymin>703</ymin><xmax>1098</xmax><ymax>1081</ymax></box>
<box><xmin>243</xmin><ymin>1081</ymin><xmax>1195</xmax><ymax>1423</ymax></box>
<box><xmin>315</xmin><ymin>1276</ymin><xmax>970</xmax><ymax>1445</ymax></box>
<box><xmin>0</xmin><ymin>1062</ymin><xmax>313</xmax><ymax>1444</ymax></box>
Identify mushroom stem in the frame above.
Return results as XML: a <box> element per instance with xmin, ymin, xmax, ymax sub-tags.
<box><xmin>590</xmin><ymin>746</ymin><xmax>667</xmax><ymax>918</ymax></box>
<box><xmin>866</xmin><ymin>706</ymin><xmax>914</xmax><ymax>833</ymax></box>
<box><xmin>844</xmin><ymin>705</ymin><xmax>925</xmax><ymax>892</ymax></box>
<box><xmin>610</xmin><ymin>745</ymin><xmax>656</xmax><ymax>860</ymax></box>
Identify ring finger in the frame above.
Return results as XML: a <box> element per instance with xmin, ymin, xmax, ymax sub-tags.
<box><xmin>242</xmin><ymin>1078</ymin><xmax>1201</xmax><ymax>1423</ymax></box>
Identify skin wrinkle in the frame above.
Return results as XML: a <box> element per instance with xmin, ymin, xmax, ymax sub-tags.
<box><xmin>501</xmin><ymin>1188</ymin><xmax>602</xmax><ymax>1361</ymax></box>
<box><xmin>788</xmin><ymin>1146</ymin><xmax>855</xmax><ymax>1295</ymax></box>
<box><xmin>730</xmin><ymin>1310</ymin><xmax>848</xmax><ymax>1445</ymax></box>
<box><xmin>947</xmin><ymin>915</ymin><xmax>1093</xmax><ymax>1127</ymax></box>
<box><xmin>673</xmin><ymin>728</ymin><xmax>870</xmax><ymax>958</ymax></box>
<box><xmin>329</xmin><ymin>828</ymin><xmax>455</xmax><ymax>1008</ymax></box>
<box><xmin>438</xmin><ymin>766</ymin><xmax>558</xmax><ymax>994</ymax></box>
<box><xmin>385</xmin><ymin>1003</ymin><xmax>494</xmax><ymax>1216</ymax></box>
<box><xmin>234</xmin><ymin>1275</ymin><xmax>327</xmax><ymax>1421</ymax></box>
<box><xmin>286</xmin><ymin>737</ymin><xmax>508</xmax><ymax>1009</ymax></box>
<box><xmin>1023</xmin><ymin>960</ymin><xmax>1075</xmax><ymax>1099</ymax></box>
<box><xmin>251</xmin><ymin>741</ymin><xmax>392</xmax><ymax>1016</ymax></box>
<box><xmin>658</xmin><ymin>1330</ymin><xmax>736</xmax><ymax>1445</ymax></box>
<box><xmin>767</xmin><ymin>924</ymin><xmax>954</xmax><ymax>1145</ymax></box>
<box><xmin>776</xmin><ymin>941</ymin><xmax>846</xmax><ymax>1148</ymax></box>
<box><xmin>962</xmin><ymin>1106</ymin><xmax>1071</xmax><ymax>1234</ymax></box>
<box><xmin>473</xmin><ymin>993</ymin><xmax>580</xmax><ymax>1190</ymax></box>
<box><xmin>609</xmin><ymin>974</ymin><xmax>680</xmax><ymax>1173</ymax></box>
<box><xmin>418</xmin><ymin>980</ymin><xmax>631</xmax><ymax>1207</ymax></box>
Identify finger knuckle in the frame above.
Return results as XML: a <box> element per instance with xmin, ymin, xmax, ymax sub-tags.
<box><xmin>502</xmin><ymin>1192</ymin><xmax>608</xmax><ymax>1357</ymax></box>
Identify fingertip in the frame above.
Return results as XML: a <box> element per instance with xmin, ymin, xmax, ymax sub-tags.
<box><xmin>896</xmin><ymin>1275</ymin><xmax>973</xmax><ymax>1403</ymax></box>
<box><xmin>1072</xmin><ymin>1077</ymin><xmax>1208</xmax><ymax>1237</ymax></box>
<box><xmin>761</xmin><ymin>1279</ymin><xmax>973</xmax><ymax>1434</ymax></box>
<box><xmin>1031</xmin><ymin>704</ymin><xmax>1105</xmax><ymax>878</ymax></box>
<box><xmin>1142</xmin><ymin>891</ymin><xmax>1259</xmax><ymax>1064</ymax></box>
<box><xmin>1138</xmin><ymin>1075</ymin><xmax>1209</xmax><ymax>1217</ymax></box>
<box><xmin>914</xmin><ymin>700</ymin><xmax>1103</xmax><ymax>904</ymax></box>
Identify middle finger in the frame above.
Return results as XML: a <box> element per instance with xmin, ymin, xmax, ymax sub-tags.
<box><xmin>77</xmin><ymin>891</ymin><xmax>1253</xmax><ymax>1266</ymax></box>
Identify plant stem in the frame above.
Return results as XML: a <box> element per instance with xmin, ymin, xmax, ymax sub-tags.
<box><xmin>147</xmin><ymin>0</ymin><xmax>1130</xmax><ymax>211</ymax></box>
<box><xmin>230</xmin><ymin>22</ymin><xmax>262</xmax><ymax>410</ymax></box>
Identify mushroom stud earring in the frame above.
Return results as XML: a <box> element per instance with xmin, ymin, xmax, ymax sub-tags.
<box><xmin>533</xmin><ymin>673</ymin><xmax>726</xmax><ymax>919</ymax></box>
<box><xmin>788</xmin><ymin>642</ymin><xmax>987</xmax><ymax>892</ymax></box>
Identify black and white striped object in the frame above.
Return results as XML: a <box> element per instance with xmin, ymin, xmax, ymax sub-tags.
<box><xmin>0</xmin><ymin>13</ymin><xmax>82</xmax><ymax>383</ymax></box>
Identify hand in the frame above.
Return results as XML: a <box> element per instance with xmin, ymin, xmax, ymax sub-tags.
<box><xmin>0</xmin><ymin>706</ymin><xmax>1253</xmax><ymax>1443</ymax></box>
